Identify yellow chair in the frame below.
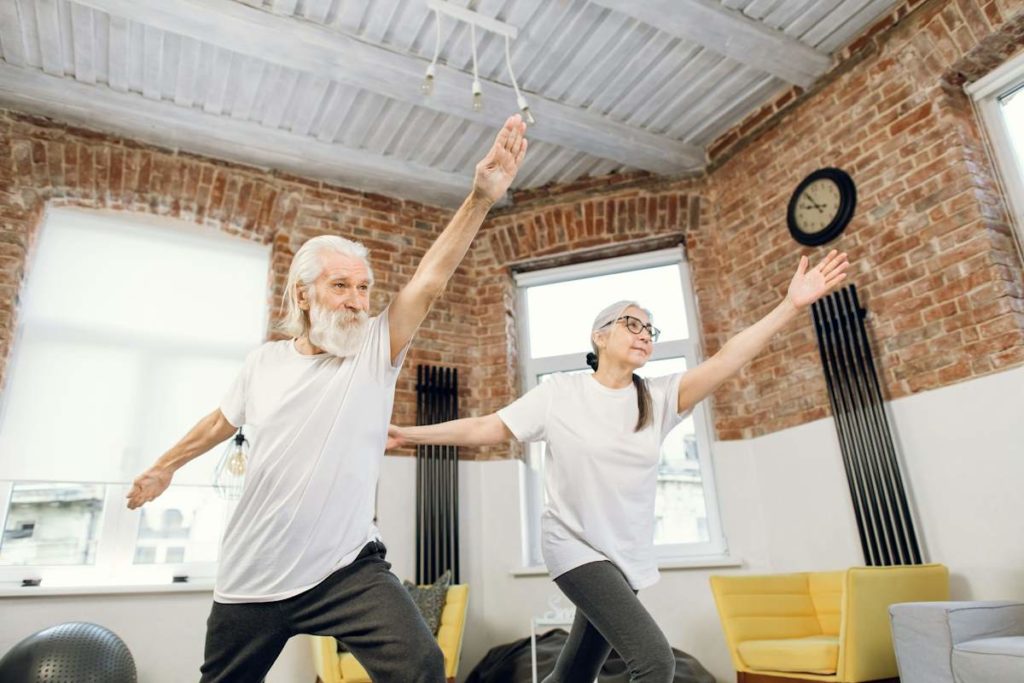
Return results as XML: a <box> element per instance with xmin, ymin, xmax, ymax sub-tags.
<box><xmin>710</xmin><ymin>564</ymin><xmax>948</xmax><ymax>683</ymax></box>
<box><xmin>312</xmin><ymin>584</ymin><xmax>469</xmax><ymax>683</ymax></box>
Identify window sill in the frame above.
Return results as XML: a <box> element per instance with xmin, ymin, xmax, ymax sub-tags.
<box><xmin>0</xmin><ymin>580</ymin><xmax>216</xmax><ymax>598</ymax></box>
<box><xmin>657</xmin><ymin>554</ymin><xmax>743</xmax><ymax>571</ymax></box>
<box><xmin>510</xmin><ymin>554</ymin><xmax>742</xmax><ymax>578</ymax></box>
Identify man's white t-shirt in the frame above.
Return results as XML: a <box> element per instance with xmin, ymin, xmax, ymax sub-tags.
<box><xmin>214</xmin><ymin>309</ymin><xmax>408</xmax><ymax>603</ymax></box>
<box><xmin>498</xmin><ymin>372</ymin><xmax>688</xmax><ymax>590</ymax></box>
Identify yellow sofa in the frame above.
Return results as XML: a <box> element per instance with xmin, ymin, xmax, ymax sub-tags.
<box><xmin>710</xmin><ymin>564</ymin><xmax>948</xmax><ymax>683</ymax></box>
<box><xmin>312</xmin><ymin>584</ymin><xmax>469</xmax><ymax>683</ymax></box>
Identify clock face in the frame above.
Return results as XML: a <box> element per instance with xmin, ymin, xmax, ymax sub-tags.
<box><xmin>793</xmin><ymin>179</ymin><xmax>842</xmax><ymax>235</ymax></box>
<box><xmin>786</xmin><ymin>168</ymin><xmax>856</xmax><ymax>246</ymax></box>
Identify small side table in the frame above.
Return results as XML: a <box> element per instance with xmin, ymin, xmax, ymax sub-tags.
<box><xmin>530</xmin><ymin>614</ymin><xmax>576</xmax><ymax>683</ymax></box>
<box><xmin>531</xmin><ymin>591</ymin><xmax>591</xmax><ymax>683</ymax></box>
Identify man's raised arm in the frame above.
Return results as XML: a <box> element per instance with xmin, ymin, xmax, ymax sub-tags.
<box><xmin>387</xmin><ymin>114</ymin><xmax>528</xmax><ymax>362</ymax></box>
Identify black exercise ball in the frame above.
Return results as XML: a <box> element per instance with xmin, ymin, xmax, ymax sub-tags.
<box><xmin>0</xmin><ymin>622</ymin><xmax>137</xmax><ymax>683</ymax></box>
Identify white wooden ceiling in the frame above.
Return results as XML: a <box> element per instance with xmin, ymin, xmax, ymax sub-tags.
<box><xmin>0</xmin><ymin>0</ymin><xmax>900</xmax><ymax>206</ymax></box>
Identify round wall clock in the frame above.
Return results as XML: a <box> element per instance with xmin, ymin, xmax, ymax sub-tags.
<box><xmin>786</xmin><ymin>167</ymin><xmax>856</xmax><ymax>246</ymax></box>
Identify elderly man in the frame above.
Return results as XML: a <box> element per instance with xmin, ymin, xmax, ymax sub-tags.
<box><xmin>126</xmin><ymin>114</ymin><xmax>528</xmax><ymax>682</ymax></box>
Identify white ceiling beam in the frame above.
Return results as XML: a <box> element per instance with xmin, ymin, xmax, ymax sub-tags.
<box><xmin>71</xmin><ymin>0</ymin><xmax>705</xmax><ymax>173</ymax></box>
<box><xmin>0</xmin><ymin>63</ymin><xmax>476</xmax><ymax>208</ymax></box>
<box><xmin>0</xmin><ymin>1</ymin><xmax>27</xmax><ymax>67</ymax></box>
<box><xmin>34</xmin><ymin>0</ymin><xmax>65</xmax><ymax>77</ymax></box>
<box><xmin>589</xmin><ymin>0</ymin><xmax>833</xmax><ymax>88</ymax></box>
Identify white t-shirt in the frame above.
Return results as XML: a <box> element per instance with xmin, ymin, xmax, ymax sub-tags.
<box><xmin>498</xmin><ymin>372</ymin><xmax>688</xmax><ymax>590</ymax></box>
<box><xmin>214</xmin><ymin>309</ymin><xmax>408</xmax><ymax>603</ymax></box>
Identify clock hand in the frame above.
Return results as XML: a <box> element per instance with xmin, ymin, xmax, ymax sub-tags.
<box><xmin>808</xmin><ymin>192</ymin><xmax>829</xmax><ymax>210</ymax></box>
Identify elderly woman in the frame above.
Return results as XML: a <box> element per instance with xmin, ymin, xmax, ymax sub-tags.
<box><xmin>389</xmin><ymin>250</ymin><xmax>849</xmax><ymax>682</ymax></box>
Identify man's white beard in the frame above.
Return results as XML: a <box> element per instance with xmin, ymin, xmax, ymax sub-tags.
<box><xmin>308</xmin><ymin>302</ymin><xmax>369</xmax><ymax>358</ymax></box>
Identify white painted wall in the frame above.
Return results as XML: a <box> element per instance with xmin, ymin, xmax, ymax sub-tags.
<box><xmin>887</xmin><ymin>365</ymin><xmax>1024</xmax><ymax>600</ymax></box>
<box><xmin>2</xmin><ymin>366</ymin><xmax>1022</xmax><ymax>682</ymax></box>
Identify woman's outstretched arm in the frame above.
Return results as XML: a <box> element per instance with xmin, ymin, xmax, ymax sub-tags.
<box><xmin>677</xmin><ymin>249</ymin><xmax>850</xmax><ymax>414</ymax></box>
<box><xmin>388</xmin><ymin>413</ymin><xmax>513</xmax><ymax>449</ymax></box>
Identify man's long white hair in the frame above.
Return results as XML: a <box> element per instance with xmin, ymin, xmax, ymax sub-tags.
<box><xmin>278</xmin><ymin>235</ymin><xmax>374</xmax><ymax>339</ymax></box>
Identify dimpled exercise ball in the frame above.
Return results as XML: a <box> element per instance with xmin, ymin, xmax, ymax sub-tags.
<box><xmin>0</xmin><ymin>622</ymin><xmax>137</xmax><ymax>683</ymax></box>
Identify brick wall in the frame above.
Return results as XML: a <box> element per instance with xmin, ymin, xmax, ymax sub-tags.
<box><xmin>0</xmin><ymin>110</ymin><xmax>478</xmax><ymax>434</ymax></box>
<box><xmin>474</xmin><ymin>0</ymin><xmax>1024</xmax><ymax>444</ymax></box>
<box><xmin>691</xmin><ymin>0</ymin><xmax>1024</xmax><ymax>439</ymax></box>
<box><xmin>0</xmin><ymin>0</ymin><xmax>1022</xmax><ymax>457</ymax></box>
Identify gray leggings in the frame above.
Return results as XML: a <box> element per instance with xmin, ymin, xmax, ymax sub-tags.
<box><xmin>543</xmin><ymin>561</ymin><xmax>675</xmax><ymax>683</ymax></box>
<box><xmin>199</xmin><ymin>541</ymin><xmax>445</xmax><ymax>683</ymax></box>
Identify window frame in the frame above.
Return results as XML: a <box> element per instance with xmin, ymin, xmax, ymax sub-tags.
<box><xmin>0</xmin><ymin>208</ymin><xmax>266</xmax><ymax>590</ymax></box>
<box><xmin>0</xmin><ymin>481</ymin><xmax>222</xmax><ymax>588</ymax></box>
<box><xmin>967</xmin><ymin>51</ymin><xmax>1024</xmax><ymax>253</ymax></box>
<box><xmin>513</xmin><ymin>247</ymin><xmax>727</xmax><ymax>567</ymax></box>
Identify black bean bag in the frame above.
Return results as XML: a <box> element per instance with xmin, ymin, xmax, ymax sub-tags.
<box><xmin>466</xmin><ymin>629</ymin><xmax>715</xmax><ymax>683</ymax></box>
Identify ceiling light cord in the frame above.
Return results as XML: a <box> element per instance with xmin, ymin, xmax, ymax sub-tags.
<box><xmin>504</xmin><ymin>34</ymin><xmax>534</xmax><ymax>124</ymax></box>
<box><xmin>470</xmin><ymin>23</ymin><xmax>482</xmax><ymax>112</ymax></box>
<box><xmin>421</xmin><ymin>8</ymin><xmax>441</xmax><ymax>96</ymax></box>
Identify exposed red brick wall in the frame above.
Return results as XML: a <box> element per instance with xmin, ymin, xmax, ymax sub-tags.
<box><xmin>0</xmin><ymin>111</ymin><xmax>477</xmax><ymax>436</ymax></box>
<box><xmin>0</xmin><ymin>0</ymin><xmax>1021</xmax><ymax>458</ymax></box>
<box><xmin>698</xmin><ymin>0</ymin><xmax>1024</xmax><ymax>439</ymax></box>
<box><xmin>475</xmin><ymin>0</ymin><xmax>1024</xmax><ymax>444</ymax></box>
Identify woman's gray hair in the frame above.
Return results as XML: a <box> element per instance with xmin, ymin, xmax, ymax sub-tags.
<box><xmin>586</xmin><ymin>300</ymin><xmax>655</xmax><ymax>432</ymax></box>
<box><xmin>589</xmin><ymin>300</ymin><xmax>652</xmax><ymax>352</ymax></box>
<box><xmin>278</xmin><ymin>235</ymin><xmax>374</xmax><ymax>338</ymax></box>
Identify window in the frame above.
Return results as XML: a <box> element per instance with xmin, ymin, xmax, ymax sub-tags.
<box><xmin>968</xmin><ymin>51</ymin><xmax>1024</xmax><ymax>250</ymax></box>
<box><xmin>0</xmin><ymin>208</ymin><xmax>269</xmax><ymax>588</ymax></box>
<box><xmin>515</xmin><ymin>248</ymin><xmax>726</xmax><ymax>566</ymax></box>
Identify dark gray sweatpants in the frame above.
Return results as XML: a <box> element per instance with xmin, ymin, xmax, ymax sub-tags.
<box><xmin>543</xmin><ymin>561</ymin><xmax>675</xmax><ymax>683</ymax></box>
<box><xmin>199</xmin><ymin>540</ymin><xmax>445</xmax><ymax>683</ymax></box>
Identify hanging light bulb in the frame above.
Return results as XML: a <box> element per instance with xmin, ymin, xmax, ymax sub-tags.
<box><xmin>423</xmin><ymin>1</ymin><xmax>527</xmax><ymax>117</ymax></box>
<box><xmin>422</xmin><ymin>8</ymin><xmax>441</xmax><ymax>97</ymax></box>
<box><xmin>213</xmin><ymin>429</ymin><xmax>248</xmax><ymax>500</ymax></box>
<box><xmin>517</xmin><ymin>94</ymin><xmax>536</xmax><ymax>125</ymax></box>
<box><xmin>505</xmin><ymin>36</ymin><xmax>534</xmax><ymax>124</ymax></box>
<box><xmin>422</xmin><ymin>63</ymin><xmax>436</xmax><ymax>96</ymax></box>
<box><xmin>470</xmin><ymin>23</ymin><xmax>483</xmax><ymax>112</ymax></box>
<box><xmin>472</xmin><ymin>79</ymin><xmax>483</xmax><ymax>112</ymax></box>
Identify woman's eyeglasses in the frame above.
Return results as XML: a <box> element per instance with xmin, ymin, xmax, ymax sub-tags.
<box><xmin>601</xmin><ymin>315</ymin><xmax>661</xmax><ymax>342</ymax></box>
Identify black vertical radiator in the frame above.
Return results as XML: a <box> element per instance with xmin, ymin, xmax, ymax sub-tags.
<box><xmin>811</xmin><ymin>284</ymin><xmax>922</xmax><ymax>566</ymax></box>
<box><xmin>415</xmin><ymin>365</ymin><xmax>460</xmax><ymax>584</ymax></box>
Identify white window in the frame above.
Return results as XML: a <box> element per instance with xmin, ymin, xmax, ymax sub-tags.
<box><xmin>515</xmin><ymin>248</ymin><xmax>726</xmax><ymax>566</ymax></box>
<box><xmin>968</xmin><ymin>51</ymin><xmax>1024</xmax><ymax>251</ymax></box>
<box><xmin>0</xmin><ymin>208</ymin><xmax>269</xmax><ymax>589</ymax></box>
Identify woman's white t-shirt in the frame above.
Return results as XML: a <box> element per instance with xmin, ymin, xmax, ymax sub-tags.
<box><xmin>498</xmin><ymin>372</ymin><xmax>688</xmax><ymax>590</ymax></box>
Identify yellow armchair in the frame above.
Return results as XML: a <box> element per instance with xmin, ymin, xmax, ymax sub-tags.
<box><xmin>312</xmin><ymin>584</ymin><xmax>469</xmax><ymax>683</ymax></box>
<box><xmin>710</xmin><ymin>564</ymin><xmax>948</xmax><ymax>683</ymax></box>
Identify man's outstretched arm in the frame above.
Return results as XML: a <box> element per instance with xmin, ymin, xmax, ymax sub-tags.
<box><xmin>387</xmin><ymin>114</ymin><xmax>528</xmax><ymax>362</ymax></box>
<box><xmin>126</xmin><ymin>408</ymin><xmax>237</xmax><ymax>509</ymax></box>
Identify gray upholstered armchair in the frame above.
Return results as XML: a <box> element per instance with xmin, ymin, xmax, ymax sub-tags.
<box><xmin>889</xmin><ymin>600</ymin><xmax>1024</xmax><ymax>682</ymax></box>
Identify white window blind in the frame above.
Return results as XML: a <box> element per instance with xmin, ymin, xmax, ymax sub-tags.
<box><xmin>0</xmin><ymin>208</ymin><xmax>270</xmax><ymax>486</ymax></box>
